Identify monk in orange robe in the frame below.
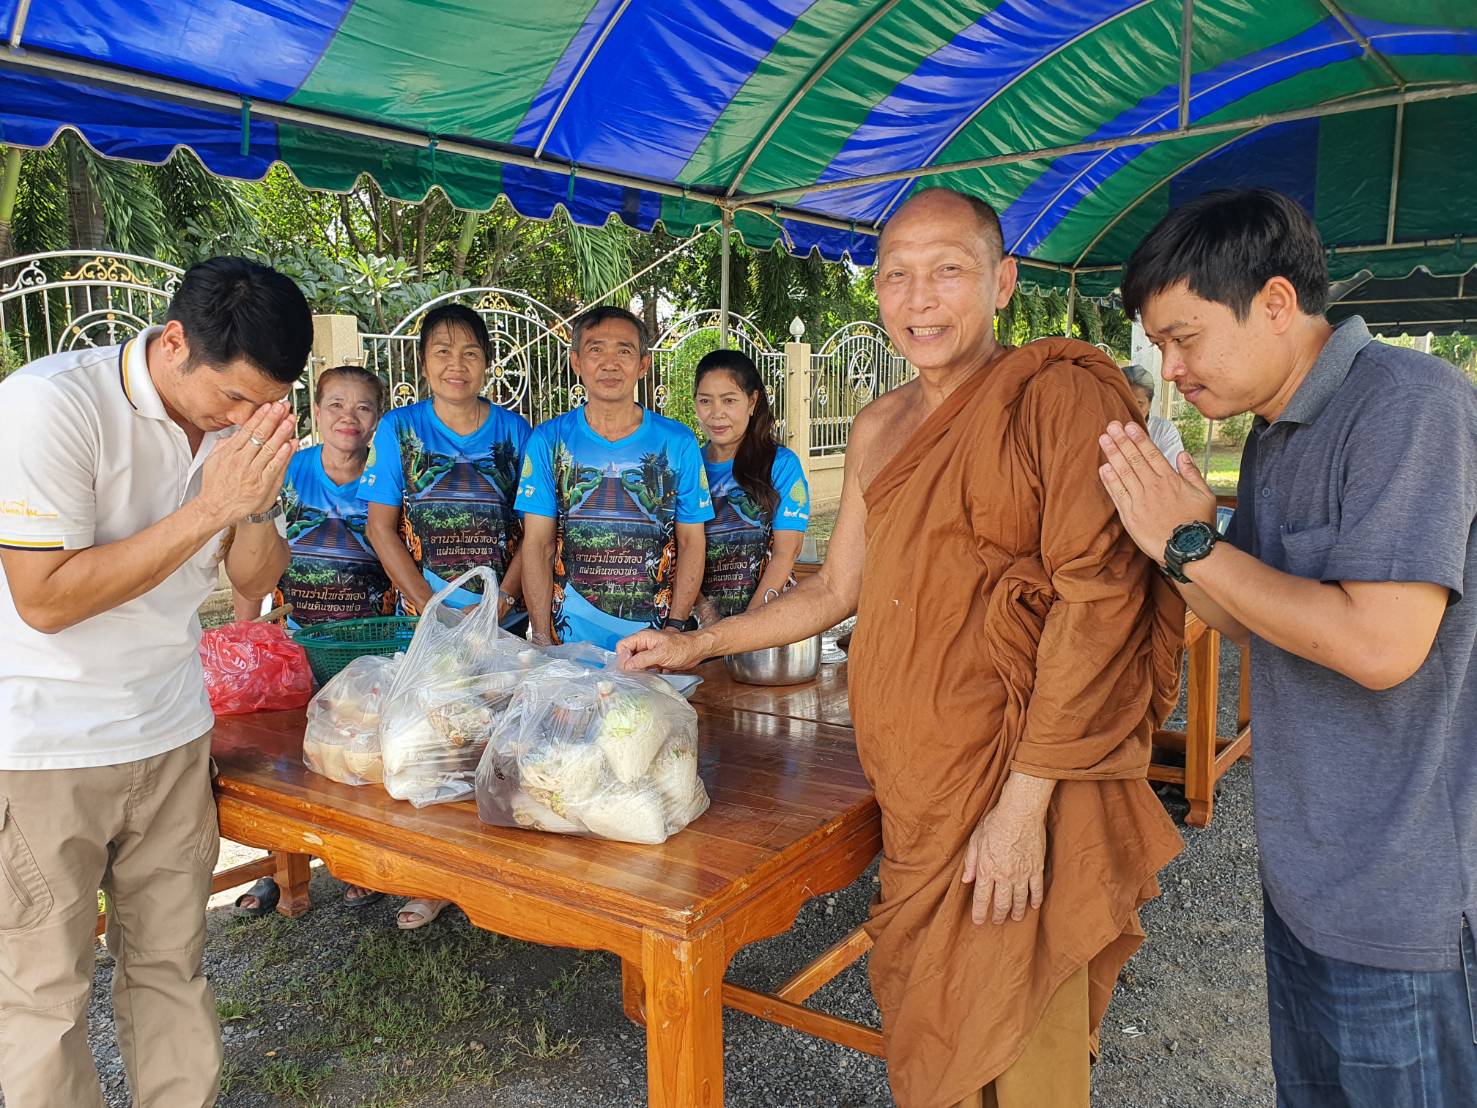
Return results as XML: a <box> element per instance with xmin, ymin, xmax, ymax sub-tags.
<box><xmin>620</xmin><ymin>187</ymin><xmax>1184</xmax><ymax>1108</ymax></box>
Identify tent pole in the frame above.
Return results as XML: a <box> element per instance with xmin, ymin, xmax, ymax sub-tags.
<box><xmin>719</xmin><ymin>209</ymin><xmax>733</xmax><ymax>348</ymax></box>
<box><xmin>0</xmin><ymin>146</ymin><xmax>21</xmax><ymax>259</ymax></box>
<box><xmin>1178</xmin><ymin>0</ymin><xmax>1194</xmax><ymax>129</ymax></box>
<box><xmin>7</xmin><ymin>0</ymin><xmax>31</xmax><ymax>49</ymax></box>
<box><xmin>1065</xmin><ymin>271</ymin><xmax>1078</xmax><ymax>337</ymax></box>
<box><xmin>1385</xmin><ymin>101</ymin><xmax>1405</xmax><ymax>246</ymax></box>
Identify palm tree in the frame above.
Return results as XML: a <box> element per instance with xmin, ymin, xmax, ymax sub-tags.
<box><xmin>4</xmin><ymin>136</ymin><xmax>252</xmax><ymax>263</ymax></box>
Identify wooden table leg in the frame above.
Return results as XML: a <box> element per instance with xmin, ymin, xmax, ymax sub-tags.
<box><xmin>622</xmin><ymin>958</ymin><xmax>647</xmax><ymax>1025</ymax></box>
<box><xmin>643</xmin><ymin>926</ymin><xmax>725</xmax><ymax>1108</ymax></box>
<box><xmin>1184</xmin><ymin>628</ymin><xmax>1219</xmax><ymax>828</ymax></box>
<box><xmin>272</xmin><ymin>851</ymin><xmax>312</xmax><ymax>918</ymax></box>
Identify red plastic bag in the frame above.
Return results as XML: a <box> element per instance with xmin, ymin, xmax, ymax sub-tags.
<box><xmin>199</xmin><ymin>621</ymin><xmax>315</xmax><ymax>715</ymax></box>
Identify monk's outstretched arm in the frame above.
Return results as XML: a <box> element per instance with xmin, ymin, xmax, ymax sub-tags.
<box><xmin>617</xmin><ymin>404</ymin><xmax>881</xmax><ymax>670</ymax></box>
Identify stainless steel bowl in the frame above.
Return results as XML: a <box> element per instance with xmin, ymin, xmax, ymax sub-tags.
<box><xmin>724</xmin><ymin>634</ymin><xmax>821</xmax><ymax>686</ymax></box>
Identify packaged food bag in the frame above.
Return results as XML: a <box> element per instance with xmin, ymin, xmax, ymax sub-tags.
<box><xmin>475</xmin><ymin>650</ymin><xmax>709</xmax><ymax>844</ymax></box>
<box><xmin>379</xmin><ymin>568</ymin><xmax>552</xmax><ymax>807</ymax></box>
<box><xmin>200</xmin><ymin>621</ymin><xmax>315</xmax><ymax>716</ymax></box>
<box><xmin>303</xmin><ymin>654</ymin><xmax>398</xmax><ymax>786</ymax></box>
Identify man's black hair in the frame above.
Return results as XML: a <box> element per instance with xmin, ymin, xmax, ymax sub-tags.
<box><xmin>571</xmin><ymin>305</ymin><xmax>648</xmax><ymax>358</ymax></box>
<box><xmin>418</xmin><ymin>303</ymin><xmax>492</xmax><ymax>362</ymax></box>
<box><xmin>1121</xmin><ymin>188</ymin><xmax>1328</xmax><ymax>321</ymax></box>
<box><xmin>166</xmin><ymin>256</ymin><xmax>312</xmax><ymax>385</ymax></box>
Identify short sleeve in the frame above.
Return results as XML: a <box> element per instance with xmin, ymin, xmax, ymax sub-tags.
<box><xmin>358</xmin><ymin>413</ymin><xmax>405</xmax><ymax>506</ymax></box>
<box><xmin>673</xmin><ymin>429</ymin><xmax>715</xmax><ymax>524</ymax></box>
<box><xmin>770</xmin><ymin>448</ymin><xmax>810</xmax><ymax>532</ymax></box>
<box><xmin>506</xmin><ymin>409</ymin><xmax>533</xmax><ymax>457</ymax></box>
<box><xmin>0</xmin><ymin>375</ymin><xmax>97</xmax><ymax>551</ymax></box>
<box><xmin>1323</xmin><ymin>382</ymin><xmax>1477</xmax><ymax>597</ymax></box>
<box><xmin>515</xmin><ymin>424</ymin><xmax>559</xmax><ymax>518</ymax></box>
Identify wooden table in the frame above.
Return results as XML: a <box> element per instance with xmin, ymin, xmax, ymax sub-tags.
<box><xmin>689</xmin><ymin>656</ymin><xmax>851</xmax><ymax>728</ymax></box>
<box><xmin>210</xmin><ymin>681</ymin><xmax>882</xmax><ymax>1107</ymax></box>
<box><xmin>1149</xmin><ymin>613</ymin><xmax>1253</xmax><ymax>827</ymax></box>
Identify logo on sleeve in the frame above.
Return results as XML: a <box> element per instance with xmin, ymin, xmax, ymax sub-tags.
<box><xmin>522</xmin><ymin>456</ymin><xmax>534</xmax><ymax>479</ymax></box>
<box><xmin>788</xmin><ymin>480</ymin><xmax>805</xmax><ymax>503</ymax></box>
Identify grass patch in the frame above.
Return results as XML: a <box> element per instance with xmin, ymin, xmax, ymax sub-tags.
<box><xmin>512</xmin><ymin>1017</ymin><xmax>581</xmax><ymax>1061</ymax></box>
<box><xmin>220</xmin><ymin>923</ymin><xmax>523</xmax><ymax>1104</ymax></box>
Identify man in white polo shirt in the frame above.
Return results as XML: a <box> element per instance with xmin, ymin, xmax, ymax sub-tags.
<box><xmin>0</xmin><ymin>256</ymin><xmax>312</xmax><ymax>1108</ymax></box>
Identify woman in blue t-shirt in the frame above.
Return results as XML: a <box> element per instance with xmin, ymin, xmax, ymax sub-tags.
<box><xmin>359</xmin><ymin>302</ymin><xmax>530</xmax><ymax>931</ymax></box>
<box><xmin>361</xmin><ymin>303</ymin><xmax>531</xmax><ymax>621</ymax></box>
<box><xmin>691</xmin><ymin>350</ymin><xmax>810</xmax><ymax>624</ymax></box>
<box><xmin>233</xmin><ymin>364</ymin><xmax>391</xmax><ymax>914</ymax></box>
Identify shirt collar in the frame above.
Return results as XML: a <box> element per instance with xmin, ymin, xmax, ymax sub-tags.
<box><xmin>1271</xmin><ymin>315</ymin><xmax>1372</xmax><ymax>427</ymax></box>
<box><xmin>118</xmin><ymin>326</ymin><xmax>170</xmax><ymax>422</ymax></box>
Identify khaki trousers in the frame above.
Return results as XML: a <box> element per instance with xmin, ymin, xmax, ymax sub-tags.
<box><xmin>0</xmin><ymin>733</ymin><xmax>222</xmax><ymax>1108</ymax></box>
<box><xmin>953</xmin><ymin>965</ymin><xmax>1092</xmax><ymax>1108</ymax></box>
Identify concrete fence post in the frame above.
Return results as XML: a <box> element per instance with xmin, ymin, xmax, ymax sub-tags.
<box><xmin>784</xmin><ymin>339</ymin><xmax>812</xmax><ymax>483</ymax></box>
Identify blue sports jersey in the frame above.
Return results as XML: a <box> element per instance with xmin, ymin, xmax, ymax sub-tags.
<box><xmin>359</xmin><ymin>399</ymin><xmax>531</xmax><ymax>610</ymax></box>
<box><xmin>516</xmin><ymin>407</ymin><xmax>713</xmax><ymax>650</ymax></box>
<box><xmin>702</xmin><ymin>446</ymin><xmax>810</xmax><ymax>617</ymax></box>
<box><xmin>277</xmin><ymin>446</ymin><xmax>396</xmax><ymax>630</ymax></box>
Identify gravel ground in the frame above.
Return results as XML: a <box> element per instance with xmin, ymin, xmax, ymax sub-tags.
<box><xmin>19</xmin><ymin>641</ymin><xmax>1277</xmax><ymax>1108</ymax></box>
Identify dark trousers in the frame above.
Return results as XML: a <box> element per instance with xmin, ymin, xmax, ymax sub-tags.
<box><xmin>1264</xmin><ymin>891</ymin><xmax>1477</xmax><ymax>1107</ymax></box>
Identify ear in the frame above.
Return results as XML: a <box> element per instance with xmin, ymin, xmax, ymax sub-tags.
<box><xmin>158</xmin><ymin>319</ymin><xmax>190</xmax><ymax>367</ymax></box>
<box><xmin>994</xmin><ymin>256</ymin><xmax>1019</xmax><ymax>311</ymax></box>
<box><xmin>638</xmin><ymin>352</ymin><xmax>653</xmax><ymax>377</ymax></box>
<box><xmin>1260</xmin><ymin>276</ymin><xmax>1301</xmax><ymax>335</ymax></box>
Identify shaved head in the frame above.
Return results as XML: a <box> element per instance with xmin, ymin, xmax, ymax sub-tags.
<box><xmin>880</xmin><ymin>188</ymin><xmax>1005</xmax><ymax>261</ymax></box>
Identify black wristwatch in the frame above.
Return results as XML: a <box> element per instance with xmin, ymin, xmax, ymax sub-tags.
<box><xmin>1162</xmin><ymin>521</ymin><xmax>1219</xmax><ymax>583</ymax></box>
<box><xmin>663</xmin><ymin>615</ymin><xmax>699</xmax><ymax>632</ymax></box>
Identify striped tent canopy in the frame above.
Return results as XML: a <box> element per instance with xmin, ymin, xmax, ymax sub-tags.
<box><xmin>3</xmin><ymin>0</ymin><xmax>1475</xmax><ymax>298</ymax></box>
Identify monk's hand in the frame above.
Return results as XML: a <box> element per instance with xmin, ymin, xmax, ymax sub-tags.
<box><xmin>1098</xmin><ymin>419</ymin><xmax>1216</xmax><ymax>563</ymax></box>
<box><xmin>962</xmin><ymin>772</ymin><xmax>1052</xmax><ymax>925</ymax></box>
<box><xmin>617</xmin><ymin>627</ymin><xmax>706</xmax><ymax>673</ymax></box>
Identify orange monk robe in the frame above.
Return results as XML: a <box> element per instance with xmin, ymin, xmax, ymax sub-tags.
<box><xmin>849</xmin><ymin>338</ymin><xmax>1186</xmax><ymax>1108</ymax></box>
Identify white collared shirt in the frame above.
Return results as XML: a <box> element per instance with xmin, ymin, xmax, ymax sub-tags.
<box><xmin>0</xmin><ymin>327</ymin><xmax>229</xmax><ymax>769</ymax></box>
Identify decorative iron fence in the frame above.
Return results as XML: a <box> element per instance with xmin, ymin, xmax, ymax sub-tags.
<box><xmin>0</xmin><ymin>253</ymin><xmax>913</xmax><ymax>459</ymax></box>
<box><xmin>0</xmin><ymin>251</ymin><xmax>183</xmax><ymax>366</ymax></box>
<box><xmin>649</xmin><ymin>309</ymin><xmax>788</xmax><ymax>435</ymax></box>
<box><xmin>809</xmin><ymin>321</ymin><xmax>911</xmax><ymax>456</ymax></box>
<box><xmin>359</xmin><ymin>287</ymin><xmax>574</xmax><ymax>425</ymax></box>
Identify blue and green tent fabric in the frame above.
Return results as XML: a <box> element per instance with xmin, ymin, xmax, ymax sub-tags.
<box><xmin>2</xmin><ymin>0</ymin><xmax>1475</xmax><ymax>295</ymax></box>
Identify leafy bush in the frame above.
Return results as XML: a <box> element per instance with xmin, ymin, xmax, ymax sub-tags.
<box><xmin>1216</xmin><ymin>410</ymin><xmax>1254</xmax><ymax>447</ymax></box>
<box><xmin>659</xmin><ymin>329</ymin><xmax>720</xmax><ymax>435</ymax></box>
<box><xmin>1174</xmin><ymin>406</ymin><xmax>1208</xmax><ymax>456</ymax></box>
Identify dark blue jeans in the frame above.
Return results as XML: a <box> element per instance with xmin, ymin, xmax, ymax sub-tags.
<box><xmin>1263</xmin><ymin>892</ymin><xmax>1477</xmax><ymax>1107</ymax></box>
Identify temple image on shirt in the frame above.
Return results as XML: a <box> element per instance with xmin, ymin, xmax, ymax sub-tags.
<box><xmin>704</xmin><ymin>481</ymin><xmax>771</xmax><ymax>618</ymax></box>
<box><xmin>553</xmin><ymin>442</ymin><xmax>679</xmax><ymax>639</ymax></box>
<box><xmin>277</xmin><ymin>485</ymin><xmax>395</xmax><ymax>627</ymax></box>
<box><xmin>397</xmin><ymin>422</ymin><xmax>522</xmax><ymax>593</ymax></box>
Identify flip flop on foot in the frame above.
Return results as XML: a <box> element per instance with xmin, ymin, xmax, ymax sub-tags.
<box><xmin>396</xmin><ymin>898</ymin><xmax>449</xmax><ymax>930</ymax></box>
<box><xmin>343</xmin><ymin>884</ymin><xmax>384</xmax><ymax>909</ymax></box>
<box><xmin>234</xmin><ymin>877</ymin><xmax>280</xmax><ymax>918</ymax></box>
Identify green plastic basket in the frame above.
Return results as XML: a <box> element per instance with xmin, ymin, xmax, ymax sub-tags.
<box><xmin>292</xmin><ymin>616</ymin><xmax>419</xmax><ymax>685</ymax></box>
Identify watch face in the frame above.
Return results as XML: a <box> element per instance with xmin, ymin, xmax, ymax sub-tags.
<box><xmin>1169</xmin><ymin>522</ymin><xmax>1216</xmax><ymax>559</ymax></box>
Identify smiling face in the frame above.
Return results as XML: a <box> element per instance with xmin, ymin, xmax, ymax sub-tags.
<box><xmin>694</xmin><ymin>370</ymin><xmax>757</xmax><ymax>450</ymax></box>
<box><xmin>316</xmin><ymin>375</ymin><xmax>380</xmax><ymax>456</ymax></box>
<box><xmin>153</xmin><ymin>320</ymin><xmax>292</xmax><ymax>432</ymax></box>
<box><xmin>569</xmin><ymin>316</ymin><xmax>649</xmax><ymax>405</ymax></box>
<box><xmin>874</xmin><ymin>190</ymin><xmax>1018</xmax><ymax>379</ymax></box>
<box><xmin>1140</xmin><ymin>280</ymin><xmax>1295</xmax><ymax>421</ymax></box>
<box><xmin>422</xmin><ymin>320</ymin><xmax>488</xmax><ymax>403</ymax></box>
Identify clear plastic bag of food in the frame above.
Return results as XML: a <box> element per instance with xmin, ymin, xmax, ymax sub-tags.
<box><xmin>379</xmin><ymin>568</ymin><xmax>553</xmax><ymax>807</ymax></box>
<box><xmin>475</xmin><ymin>651</ymin><xmax>708</xmax><ymax>843</ymax></box>
<box><xmin>303</xmin><ymin>654</ymin><xmax>398</xmax><ymax>786</ymax></box>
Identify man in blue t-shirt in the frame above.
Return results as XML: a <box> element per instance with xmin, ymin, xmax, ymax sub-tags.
<box><xmin>517</xmin><ymin>306</ymin><xmax>712</xmax><ymax>650</ymax></box>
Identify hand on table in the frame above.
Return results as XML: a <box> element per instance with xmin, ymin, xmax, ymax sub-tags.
<box><xmin>200</xmin><ymin>402</ymin><xmax>298</xmax><ymax>525</ymax></box>
<box><xmin>1098</xmin><ymin>419</ymin><xmax>1216</xmax><ymax>562</ymax></box>
<box><xmin>617</xmin><ymin>627</ymin><xmax>705</xmax><ymax>673</ymax></box>
<box><xmin>961</xmin><ymin>801</ymin><xmax>1047</xmax><ymax>925</ymax></box>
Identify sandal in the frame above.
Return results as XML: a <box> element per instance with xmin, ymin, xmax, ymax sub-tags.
<box><xmin>342</xmin><ymin>884</ymin><xmax>385</xmax><ymax>909</ymax></box>
<box><xmin>233</xmin><ymin>877</ymin><xmax>280</xmax><ymax>918</ymax></box>
<box><xmin>396</xmin><ymin>898</ymin><xmax>449</xmax><ymax>931</ymax></box>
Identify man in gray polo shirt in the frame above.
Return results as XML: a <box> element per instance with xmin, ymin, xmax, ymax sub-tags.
<box><xmin>1098</xmin><ymin>188</ymin><xmax>1476</xmax><ymax>1106</ymax></box>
